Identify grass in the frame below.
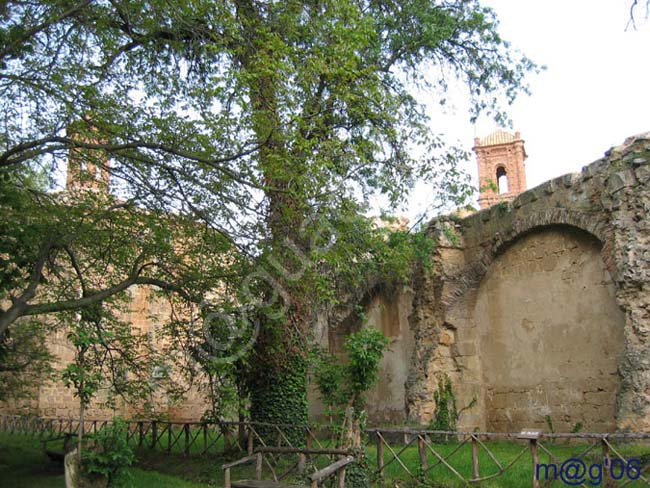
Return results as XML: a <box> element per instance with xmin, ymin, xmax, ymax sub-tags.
<box><xmin>0</xmin><ymin>432</ymin><xmax>214</xmax><ymax>487</ymax></box>
<box><xmin>3</xmin><ymin>430</ymin><xmax>650</xmax><ymax>487</ymax></box>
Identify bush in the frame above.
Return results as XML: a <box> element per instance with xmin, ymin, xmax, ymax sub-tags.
<box><xmin>84</xmin><ymin>418</ymin><xmax>134</xmax><ymax>486</ymax></box>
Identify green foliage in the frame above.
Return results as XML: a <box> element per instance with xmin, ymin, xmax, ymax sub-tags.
<box><xmin>83</xmin><ymin>418</ymin><xmax>134</xmax><ymax>486</ymax></box>
<box><xmin>344</xmin><ymin>328</ymin><xmax>390</xmax><ymax>410</ymax></box>
<box><xmin>311</xmin><ymin>348</ymin><xmax>344</xmax><ymax>414</ymax></box>
<box><xmin>299</xmin><ymin>212</ymin><xmax>437</xmax><ymax>310</ymax></box>
<box><xmin>495</xmin><ymin>201</ymin><xmax>510</xmax><ymax>214</ymax></box>
<box><xmin>1</xmin><ymin>0</ymin><xmax>536</xmax><ymax>430</ymax></box>
<box><xmin>62</xmin><ymin>318</ymin><xmax>104</xmax><ymax>408</ymax></box>
<box><xmin>430</xmin><ymin>374</ymin><xmax>458</xmax><ymax>435</ymax></box>
<box><xmin>313</xmin><ymin>328</ymin><xmax>390</xmax><ymax>413</ymax></box>
<box><xmin>481</xmin><ymin>178</ymin><xmax>499</xmax><ymax>194</ymax></box>
<box><xmin>345</xmin><ymin>459</ymin><xmax>370</xmax><ymax>488</ymax></box>
<box><xmin>0</xmin><ymin>319</ymin><xmax>53</xmax><ymax>401</ymax></box>
<box><xmin>248</xmin><ymin>350</ymin><xmax>308</xmax><ymax>445</ymax></box>
<box><xmin>441</xmin><ymin>222</ymin><xmax>461</xmax><ymax>247</ymax></box>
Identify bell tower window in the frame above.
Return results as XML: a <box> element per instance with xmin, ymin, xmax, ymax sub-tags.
<box><xmin>496</xmin><ymin>166</ymin><xmax>509</xmax><ymax>194</ymax></box>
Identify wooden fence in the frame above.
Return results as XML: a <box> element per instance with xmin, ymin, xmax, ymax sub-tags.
<box><xmin>370</xmin><ymin>427</ymin><xmax>650</xmax><ymax>487</ymax></box>
<box><xmin>0</xmin><ymin>414</ymin><xmax>336</xmax><ymax>457</ymax></box>
<box><xmin>3</xmin><ymin>414</ymin><xmax>650</xmax><ymax>486</ymax></box>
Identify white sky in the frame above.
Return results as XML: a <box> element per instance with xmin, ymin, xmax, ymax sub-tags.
<box><xmin>403</xmin><ymin>0</ymin><xmax>650</xmax><ymax>222</ymax></box>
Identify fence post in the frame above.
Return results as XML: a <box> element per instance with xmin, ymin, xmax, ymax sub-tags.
<box><xmin>247</xmin><ymin>427</ymin><xmax>254</xmax><ymax>455</ymax></box>
<box><xmin>167</xmin><ymin>423</ymin><xmax>172</xmax><ymax>452</ymax></box>
<box><xmin>138</xmin><ymin>421</ymin><xmax>143</xmax><ymax>447</ymax></box>
<box><xmin>471</xmin><ymin>435</ymin><xmax>480</xmax><ymax>480</ymax></box>
<box><xmin>602</xmin><ymin>437</ymin><xmax>613</xmax><ymax>487</ymax></box>
<box><xmin>256</xmin><ymin>452</ymin><xmax>263</xmax><ymax>480</ymax></box>
<box><xmin>338</xmin><ymin>465</ymin><xmax>346</xmax><ymax>488</ymax></box>
<box><xmin>203</xmin><ymin>424</ymin><xmax>208</xmax><ymax>453</ymax></box>
<box><xmin>530</xmin><ymin>438</ymin><xmax>539</xmax><ymax>488</ymax></box>
<box><xmin>184</xmin><ymin>423</ymin><xmax>190</xmax><ymax>456</ymax></box>
<box><xmin>418</xmin><ymin>435</ymin><xmax>428</xmax><ymax>471</ymax></box>
<box><xmin>224</xmin><ymin>427</ymin><xmax>231</xmax><ymax>452</ymax></box>
<box><xmin>151</xmin><ymin>421</ymin><xmax>157</xmax><ymax>449</ymax></box>
<box><xmin>224</xmin><ymin>467</ymin><xmax>231</xmax><ymax>488</ymax></box>
<box><xmin>377</xmin><ymin>432</ymin><xmax>384</xmax><ymax>480</ymax></box>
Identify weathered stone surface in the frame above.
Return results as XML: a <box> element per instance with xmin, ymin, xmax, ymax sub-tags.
<box><xmin>404</xmin><ymin>134</ymin><xmax>650</xmax><ymax>433</ymax></box>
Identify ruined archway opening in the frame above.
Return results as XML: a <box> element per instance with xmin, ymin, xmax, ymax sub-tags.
<box><xmin>473</xmin><ymin>226</ymin><xmax>624</xmax><ymax>432</ymax></box>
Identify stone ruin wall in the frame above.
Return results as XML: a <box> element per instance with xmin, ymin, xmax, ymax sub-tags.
<box><xmin>403</xmin><ymin>132</ymin><xmax>650</xmax><ymax>432</ymax></box>
<box><xmin>308</xmin><ymin>133</ymin><xmax>650</xmax><ymax>432</ymax></box>
<box><xmin>1</xmin><ymin>284</ymin><xmax>209</xmax><ymax>421</ymax></box>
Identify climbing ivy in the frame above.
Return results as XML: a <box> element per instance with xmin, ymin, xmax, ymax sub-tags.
<box><xmin>430</xmin><ymin>374</ymin><xmax>458</xmax><ymax>436</ymax></box>
<box><xmin>248</xmin><ymin>346</ymin><xmax>308</xmax><ymax>446</ymax></box>
<box><xmin>345</xmin><ymin>458</ymin><xmax>370</xmax><ymax>488</ymax></box>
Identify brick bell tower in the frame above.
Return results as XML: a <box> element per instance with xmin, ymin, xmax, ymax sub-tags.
<box><xmin>473</xmin><ymin>130</ymin><xmax>527</xmax><ymax>209</ymax></box>
<box><xmin>65</xmin><ymin>122</ymin><xmax>110</xmax><ymax>192</ymax></box>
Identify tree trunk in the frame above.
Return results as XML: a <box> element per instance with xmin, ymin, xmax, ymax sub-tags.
<box><xmin>340</xmin><ymin>405</ymin><xmax>362</xmax><ymax>450</ymax></box>
<box><xmin>235</xmin><ymin>0</ymin><xmax>310</xmax><ymax>441</ymax></box>
<box><xmin>248</xmin><ymin>310</ymin><xmax>308</xmax><ymax>445</ymax></box>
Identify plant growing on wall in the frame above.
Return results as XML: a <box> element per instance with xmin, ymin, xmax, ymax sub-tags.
<box><xmin>429</xmin><ymin>374</ymin><xmax>477</xmax><ymax>442</ymax></box>
<box><xmin>431</xmin><ymin>374</ymin><xmax>458</xmax><ymax>433</ymax></box>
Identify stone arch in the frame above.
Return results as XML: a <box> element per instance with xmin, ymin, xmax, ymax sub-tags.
<box><xmin>442</xmin><ymin>209</ymin><xmax>614</xmax><ymax>310</ymax></box>
<box><xmin>473</xmin><ymin>225</ymin><xmax>625</xmax><ymax>432</ymax></box>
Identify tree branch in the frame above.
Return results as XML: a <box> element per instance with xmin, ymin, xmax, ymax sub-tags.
<box><xmin>0</xmin><ymin>1</ymin><xmax>92</xmax><ymax>61</ymax></box>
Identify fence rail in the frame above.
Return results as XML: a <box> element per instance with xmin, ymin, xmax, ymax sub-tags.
<box><xmin>0</xmin><ymin>414</ymin><xmax>334</xmax><ymax>458</ymax></box>
<box><xmin>3</xmin><ymin>414</ymin><xmax>650</xmax><ymax>486</ymax></box>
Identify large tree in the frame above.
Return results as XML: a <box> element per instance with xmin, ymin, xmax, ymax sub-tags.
<box><xmin>1</xmin><ymin>1</ymin><xmax>536</xmax><ymax>423</ymax></box>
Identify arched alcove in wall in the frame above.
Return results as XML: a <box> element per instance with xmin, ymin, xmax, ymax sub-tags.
<box><xmin>474</xmin><ymin>225</ymin><xmax>624</xmax><ymax>432</ymax></box>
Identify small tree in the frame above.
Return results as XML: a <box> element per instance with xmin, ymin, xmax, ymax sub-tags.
<box><xmin>311</xmin><ymin>348</ymin><xmax>344</xmax><ymax>425</ymax></box>
<box><xmin>313</xmin><ymin>328</ymin><xmax>389</xmax><ymax>488</ymax></box>
<box><xmin>62</xmin><ymin>305</ymin><xmax>103</xmax><ymax>461</ymax></box>
<box><xmin>313</xmin><ymin>327</ymin><xmax>389</xmax><ymax>448</ymax></box>
<box><xmin>84</xmin><ymin>418</ymin><xmax>134</xmax><ymax>487</ymax></box>
<box><xmin>61</xmin><ymin>296</ymin><xmax>158</xmax><ymax>462</ymax></box>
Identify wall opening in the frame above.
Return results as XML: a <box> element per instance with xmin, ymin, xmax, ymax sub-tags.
<box><xmin>474</xmin><ymin>226</ymin><xmax>624</xmax><ymax>432</ymax></box>
<box><xmin>496</xmin><ymin>166</ymin><xmax>509</xmax><ymax>194</ymax></box>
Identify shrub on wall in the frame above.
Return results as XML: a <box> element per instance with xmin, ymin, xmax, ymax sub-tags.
<box><xmin>430</xmin><ymin>374</ymin><xmax>458</xmax><ymax>434</ymax></box>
